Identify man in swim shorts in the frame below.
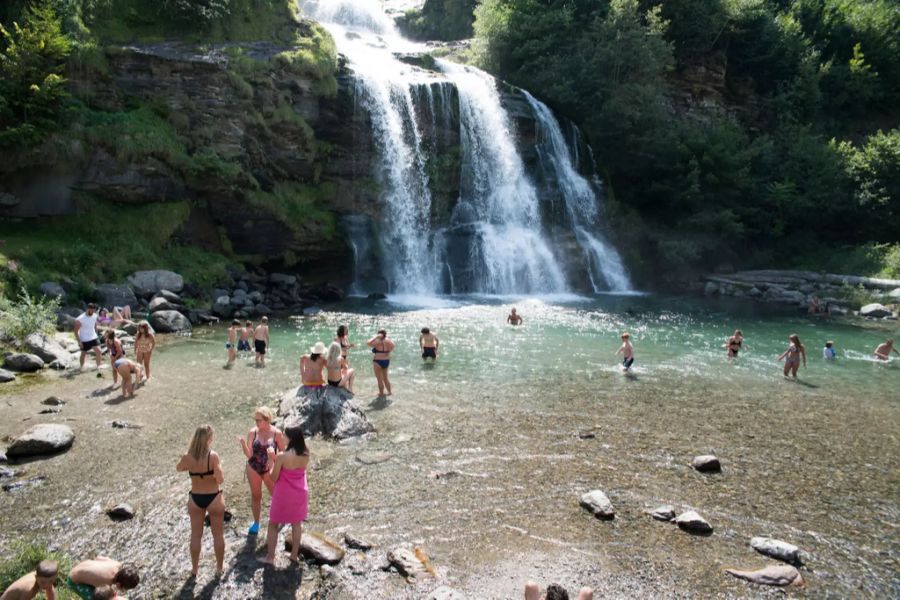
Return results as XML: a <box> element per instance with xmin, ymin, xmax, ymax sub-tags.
<box><xmin>254</xmin><ymin>316</ymin><xmax>270</xmax><ymax>366</ymax></box>
<box><xmin>419</xmin><ymin>327</ymin><xmax>439</xmax><ymax>361</ymax></box>
<box><xmin>66</xmin><ymin>558</ymin><xmax>139</xmax><ymax>600</ymax></box>
<box><xmin>226</xmin><ymin>320</ymin><xmax>239</xmax><ymax>366</ymax></box>
<box><xmin>74</xmin><ymin>303</ymin><xmax>104</xmax><ymax>373</ymax></box>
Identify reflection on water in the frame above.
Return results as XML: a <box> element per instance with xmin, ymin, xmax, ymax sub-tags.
<box><xmin>0</xmin><ymin>294</ymin><xmax>897</xmax><ymax>598</ymax></box>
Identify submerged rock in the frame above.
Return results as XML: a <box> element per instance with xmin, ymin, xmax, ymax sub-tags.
<box><xmin>387</xmin><ymin>546</ymin><xmax>435</xmax><ymax>579</ymax></box>
<box><xmin>278</xmin><ymin>385</ymin><xmax>374</xmax><ymax>440</ymax></box>
<box><xmin>725</xmin><ymin>565</ymin><xmax>804</xmax><ymax>587</ymax></box>
<box><xmin>675</xmin><ymin>510</ymin><xmax>713</xmax><ymax>534</ymax></box>
<box><xmin>7</xmin><ymin>424</ymin><xmax>75</xmax><ymax>457</ymax></box>
<box><xmin>2</xmin><ymin>475</ymin><xmax>48</xmax><ymax>492</ymax></box>
<box><xmin>580</xmin><ymin>489</ymin><xmax>615</xmax><ymax>519</ymax></box>
<box><xmin>692</xmin><ymin>455</ymin><xmax>721</xmax><ymax>473</ymax></box>
<box><xmin>750</xmin><ymin>536</ymin><xmax>802</xmax><ymax>564</ymax></box>
<box><xmin>3</xmin><ymin>353</ymin><xmax>44</xmax><ymax>373</ymax></box>
<box><xmin>649</xmin><ymin>505</ymin><xmax>676</xmax><ymax>521</ymax></box>
<box><xmin>285</xmin><ymin>532</ymin><xmax>345</xmax><ymax>565</ymax></box>
<box><xmin>356</xmin><ymin>451</ymin><xmax>393</xmax><ymax>465</ymax></box>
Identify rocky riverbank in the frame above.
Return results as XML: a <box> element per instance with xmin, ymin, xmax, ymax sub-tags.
<box><xmin>694</xmin><ymin>269</ymin><xmax>900</xmax><ymax>317</ymax></box>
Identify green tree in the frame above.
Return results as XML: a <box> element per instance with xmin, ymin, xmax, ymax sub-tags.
<box><xmin>0</xmin><ymin>0</ymin><xmax>71</xmax><ymax>147</ymax></box>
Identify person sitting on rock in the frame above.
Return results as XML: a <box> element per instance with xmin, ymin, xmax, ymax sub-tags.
<box><xmin>0</xmin><ymin>559</ymin><xmax>57</xmax><ymax>600</ymax></box>
<box><xmin>326</xmin><ymin>341</ymin><xmax>355</xmax><ymax>394</ymax></box>
<box><xmin>300</xmin><ymin>342</ymin><xmax>328</xmax><ymax>391</ymax></box>
<box><xmin>524</xmin><ymin>581</ymin><xmax>593</xmax><ymax>600</ymax></box>
<box><xmin>66</xmin><ymin>558</ymin><xmax>139</xmax><ymax>600</ymax></box>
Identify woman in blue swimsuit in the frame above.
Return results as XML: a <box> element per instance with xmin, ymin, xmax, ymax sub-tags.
<box><xmin>367</xmin><ymin>329</ymin><xmax>395</xmax><ymax>397</ymax></box>
<box><xmin>176</xmin><ymin>424</ymin><xmax>225</xmax><ymax>576</ymax></box>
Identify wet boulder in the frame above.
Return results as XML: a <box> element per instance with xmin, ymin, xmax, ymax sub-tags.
<box><xmin>579</xmin><ymin>489</ymin><xmax>615</xmax><ymax>519</ymax></box>
<box><xmin>285</xmin><ymin>532</ymin><xmax>345</xmax><ymax>565</ymax></box>
<box><xmin>675</xmin><ymin>510</ymin><xmax>713</xmax><ymax>534</ymax></box>
<box><xmin>3</xmin><ymin>353</ymin><xmax>44</xmax><ymax>373</ymax></box>
<box><xmin>7</xmin><ymin>424</ymin><xmax>75</xmax><ymax>457</ymax></box>
<box><xmin>24</xmin><ymin>333</ymin><xmax>71</xmax><ymax>368</ymax></box>
<box><xmin>860</xmin><ymin>303</ymin><xmax>891</xmax><ymax>318</ymax></box>
<box><xmin>725</xmin><ymin>565</ymin><xmax>804</xmax><ymax>587</ymax></box>
<box><xmin>750</xmin><ymin>537</ymin><xmax>801</xmax><ymax>564</ymax></box>
<box><xmin>42</xmin><ymin>396</ymin><xmax>66</xmax><ymax>406</ymax></box>
<box><xmin>278</xmin><ymin>385</ymin><xmax>374</xmax><ymax>440</ymax></box>
<box><xmin>149</xmin><ymin>310</ymin><xmax>192</xmax><ymax>334</ymax></box>
<box><xmin>128</xmin><ymin>270</ymin><xmax>184</xmax><ymax>296</ymax></box>
<box><xmin>692</xmin><ymin>454</ymin><xmax>721</xmax><ymax>473</ymax></box>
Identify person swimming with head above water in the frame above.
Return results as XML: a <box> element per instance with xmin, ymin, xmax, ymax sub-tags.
<box><xmin>507</xmin><ymin>307</ymin><xmax>523</xmax><ymax>326</ymax></box>
<box><xmin>419</xmin><ymin>327</ymin><xmax>439</xmax><ymax>361</ymax></box>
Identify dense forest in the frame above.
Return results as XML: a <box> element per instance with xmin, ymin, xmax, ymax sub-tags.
<box><xmin>406</xmin><ymin>0</ymin><xmax>900</xmax><ymax>282</ymax></box>
<box><xmin>1</xmin><ymin>0</ymin><xmax>898</xmax><ymax>292</ymax></box>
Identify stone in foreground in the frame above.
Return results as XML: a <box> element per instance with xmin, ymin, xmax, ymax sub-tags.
<box><xmin>345</xmin><ymin>533</ymin><xmax>374</xmax><ymax>551</ymax></box>
<box><xmin>692</xmin><ymin>454</ymin><xmax>721</xmax><ymax>473</ymax></box>
<box><xmin>675</xmin><ymin>510</ymin><xmax>713</xmax><ymax>534</ymax></box>
<box><xmin>284</xmin><ymin>532</ymin><xmax>345</xmax><ymax>565</ymax></box>
<box><xmin>725</xmin><ymin>565</ymin><xmax>804</xmax><ymax>587</ymax></box>
<box><xmin>429</xmin><ymin>586</ymin><xmax>467</xmax><ymax>600</ymax></box>
<box><xmin>106</xmin><ymin>503</ymin><xmax>135</xmax><ymax>520</ymax></box>
<box><xmin>750</xmin><ymin>536</ymin><xmax>801</xmax><ymax>564</ymax></box>
<box><xmin>278</xmin><ymin>385</ymin><xmax>374</xmax><ymax>440</ymax></box>
<box><xmin>580</xmin><ymin>489</ymin><xmax>615</xmax><ymax>519</ymax></box>
<box><xmin>649</xmin><ymin>505</ymin><xmax>676</xmax><ymax>521</ymax></box>
<box><xmin>3</xmin><ymin>353</ymin><xmax>44</xmax><ymax>373</ymax></box>
<box><xmin>387</xmin><ymin>546</ymin><xmax>435</xmax><ymax>579</ymax></box>
<box><xmin>7</xmin><ymin>424</ymin><xmax>75</xmax><ymax>457</ymax></box>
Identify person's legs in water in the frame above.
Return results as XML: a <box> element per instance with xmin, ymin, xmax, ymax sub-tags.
<box><xmin>187</xmin><ymin>496</ymin><xmax>205</xmax><ymax>576</ymax></box>
<box><xmin>372</xmin><ymin>363</ymin><xmax>385</xmax><ymax>396</ymax></box>
<box><xmin>340</xmin><ymin>368</ymin><xmax>355</xmax><ymax>394</ymax></box>
<box><xmin>262</xmin><ymin>521</ymin><xmax>280</xmax><ymax>564</ymax></box>
<box><xmin>207</xmin><ymin>493</ymin><xmax>226</xmax><ymax>574</ymax></box>
<box><xmin>288</xmin><ymin>520</ymin><xmax>302</xmax><ymax>562</ymax></box>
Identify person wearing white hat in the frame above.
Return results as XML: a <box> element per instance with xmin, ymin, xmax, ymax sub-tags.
<box><xmin>300</xmin><ymin>342</ymin><xmax>328</xmax><ymax>390</ymax></box>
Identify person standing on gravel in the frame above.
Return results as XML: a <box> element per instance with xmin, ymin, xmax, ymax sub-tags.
<box><xmin>74</xmin><ymin>303</ymin><xmax>103</xmax><ymax>374</ymax></box>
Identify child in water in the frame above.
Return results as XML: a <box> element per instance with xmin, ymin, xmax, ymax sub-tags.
<box><xmin>238</xmin><ymin>320</ymin><xmax>253</xmax><ymax>356</ymax></box>
<box><xmin>615</xmin><ymin>332</ymin><xmax>634</xmax><ymax>371</ymax></box>
<box><xmin>777</xmin><ymin>334</ymin><xmax>806</xmax><ymax>377</ymax></box>
<box><xmin>823</xmin><ymin>340</ymin><xmax>837</xmax><ymax>360</ymax></box>
<box><xmin>419</xmin><ymin>327</ymin><xmax>439</xmax><ymax>361</ymax></box>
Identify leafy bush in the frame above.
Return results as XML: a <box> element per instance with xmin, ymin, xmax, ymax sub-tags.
<box><xmin>0</xmin><ymin>289</ymin><xmax>60</xmax><ymax>346</ymax></box>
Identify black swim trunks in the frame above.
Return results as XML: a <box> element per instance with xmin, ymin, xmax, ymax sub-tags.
<box><xmin>81</xmin><ymin>338</ymin><xmax>99</xmax><ymax>351</ymax></box>
<box><xmin>254</xmin><ymin>340</ymin><xmax>267</xmax><ymax>354</ymax></box>
<box><xmin>422</xmin><ymin>347</ymin><xmax>436</xmax><ymax>359</ymax></box>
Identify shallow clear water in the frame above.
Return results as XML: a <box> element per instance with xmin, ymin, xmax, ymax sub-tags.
<box><xmin>1</xmin><ymin>294</ymin><xmax>898</xmax><ymax>598</ymax></box>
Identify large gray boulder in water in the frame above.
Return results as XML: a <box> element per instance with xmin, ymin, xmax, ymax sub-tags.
<box><xmin>860</xmin><ymin>303</ymin><xmax>891</xmax><ymax>318</ymax></box>
<box><xmin>127</xmin><ymin>270</ymin><xmax>184</xmax><ymax>296</ymax></box>
<box><xmin>277</xmin><ymin>385</ymin><xmax>374</xmax><ymax>440</ymax></box>
<box><xmin>24</xmin><ymin>333</ymin><xmax>71</xmax><ymax>368</ymax></box>
<box><xmin>149</xmin><ymin>310</ymin><xmax>192</xmax><ymax>334</ymax></box>
<box><xmin>7</xmin><ymin>424</ymin><xmax>75</xmax><ymax>457</ymax></box>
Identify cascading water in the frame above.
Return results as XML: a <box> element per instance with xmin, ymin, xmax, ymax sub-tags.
<box><xmin>301</xmin><ymin>0</ymin><xmax>631</xmax><ymax>296</ymax></box>
<box><xmin>522</xmin><ymin>91</ymin><xmax>632</xmax><ymax>292</ymax></box>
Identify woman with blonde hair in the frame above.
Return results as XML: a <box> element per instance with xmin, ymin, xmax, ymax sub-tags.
<box><xmin>237</xmin><ymin>407</ymin><xmax>284</xmax><ymax>535</ymax></box>
<box><xmin>134</xmin><ymin>321</ymin><xmax>156</xmax><ymax>382</ymax></box>
<box><xmin>326</xmin><ymin>341</ymin><xmax>355</xmax><ymax>394</ymax></box>
<box><xmin>176</xmin><ymin>425</ymin><xmax>225</xmax><ymax>576</ymax></box>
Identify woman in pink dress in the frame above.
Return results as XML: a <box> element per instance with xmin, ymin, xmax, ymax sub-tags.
<box><xmin>261</xmin><ymin>423</ymin><xmax>310</xmax><ymax>565</ymax></box>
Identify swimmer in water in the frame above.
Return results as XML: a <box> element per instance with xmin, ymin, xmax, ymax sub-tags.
<box><xmin>777</xmin><ymin>334</ymin><xmax>806</xmax><ymax>377</ymax></box>
<box><xmin>507</xmin><ymin>307</ymin><xmax>523</xmax><ymax>326</ymax></box>
<box><xmin>874</xmin><ymin>339</ymin><xmax>899</xmax><ymax>361</ymax></box>
<box><xmin>616</xmin><ymin>332</ymin><xmax>634</xmax><ymax>371</ymax></box>
<box><xmin>419</xmin><ymin>327</ymin><xmax>439</xmax><ymax>361</ymax></box>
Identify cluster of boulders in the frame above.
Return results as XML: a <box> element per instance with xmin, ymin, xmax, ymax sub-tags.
<box><xmin>0</xmin><ymin>332</ymin><xmax>110</xmax><ymax>383</ymax></box>
<box><xmin>579</xmin><ymin>452</ymin><xmax>807</xmax><ymax>589</ymax></box>
<box><xmin>699</xmin><ymin>270</ymin><xmax>900</xmax><ymax>317</ymax></box>
<box><xmin>211</xmin><ymin>271</ymin><xmax>344</xmax><ymax>320</ymax></box>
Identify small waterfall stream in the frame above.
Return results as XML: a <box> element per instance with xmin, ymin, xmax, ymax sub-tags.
<box><xmin>302</xmin><ymin>0</ymin><xmax>631</xmax><ymax>296</ymax></box>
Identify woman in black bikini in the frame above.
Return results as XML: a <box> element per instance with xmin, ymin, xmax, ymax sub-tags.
<box><xmin>335</xmin><ymin>325</ymin><xmax>355</xmax><ymax>360</ymax></box>
<box><xmin>725</xmin><ymin>329</ymin><xmax>744</xmax><ymax>359</ymax></box>
<box><xmin>176</xmin><ymin>424</ymin><xmax>225</xmax><ymax>576</ymax></box>
<box><xmin>367</xmin><ymin>329</ymin><xmax>395</xmax><ymax>397</ymax></box>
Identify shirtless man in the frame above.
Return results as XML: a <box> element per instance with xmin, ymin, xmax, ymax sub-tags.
<box><xmin>226</xmin><ymin>320</ymin><xmax>239</xmax><ymax>366</ymax></box>
<box><xmin>615</xmin><ymin>332</ymin><xmax>634</xmax><ymax>371</ymax></box>
<box><xmin>507</xmin><ymin>307</ymin><xmax>523</xmax><ymax>326</ymax></box>
<box><xmin>419</xmin><ymin>328</ymin><xmax>439</xmax><ymax>361</ymax></box>
<box><xmin>0</xmin><ymin>560</ymin><xmax>57</xmax><ymax>600</ymax></box>
<box><xmin>238</xmin><ymin>320</ymin><xmax>253</xmax><ymax>355</ymax></box>
<box><xmin>874</xmin><ymin>339</ymin><xmax>899</xmax><ymax>361</ymax></box>
<box><xmin>254</xmin><ymin>316</ymin><xmax>270</xmax><ymax>366</ymax></box>
<box><xmin>66</xmin><ymin>558</ymin><xmax>139</xmax><ymax>600</ymax></box>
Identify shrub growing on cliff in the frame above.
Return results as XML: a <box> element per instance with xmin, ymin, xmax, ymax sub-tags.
<box><xmin>0</xmin><ymin>0</ymin><xmax>72</xmax><ymax>147</ymax></box>
<box><xmin>0</xmin><ymin>289</ymin><xmax>60</xmax><ymax>346</ymax></box>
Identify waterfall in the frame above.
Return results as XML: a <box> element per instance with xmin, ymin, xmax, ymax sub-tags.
<box><xmin>301</xmin><ymin>0</ymin><xmax>631</xmax><ymax>296</ymax></box>
<box><xmin>522</xmin><ymin>91</ymin><xmax>632</xmax><ymax>292</ymax></box>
